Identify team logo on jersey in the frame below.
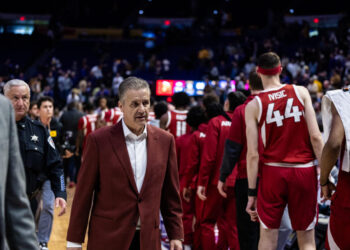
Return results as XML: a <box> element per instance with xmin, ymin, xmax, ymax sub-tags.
<box><xmin>48</xmin><ymin>136</ymin><xmax>56</xmax><ymax>149</ymax></box>
<box><xmin>30</xmin><ymin>134</ymin><xmax>39</xmax><ymax>143</ymax></box>
<box><xmin>199</xmin><ymin>132</ymin><xmax>206</xmax><ymax>138</ymax></box>
<box><xmin>221</xmin><ymin>121</ymin><xmax>231</xmax><ymax>127</ymax></box>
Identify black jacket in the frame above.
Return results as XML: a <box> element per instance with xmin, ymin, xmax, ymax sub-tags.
<box><xmin>16</xmin><ymin>116</ymin><xmax>66</xmax><ymax>200</ymax></box>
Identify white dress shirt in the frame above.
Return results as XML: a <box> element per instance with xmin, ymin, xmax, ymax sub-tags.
<box><xmin>122</xmin><ymin>119</ymin><xmax>148</xmax><ymax>192</ymax></box>
<box><xmin>67</xmin><ymin>120</ymin><xmax>148</xmax><ymax>248</ymax></box>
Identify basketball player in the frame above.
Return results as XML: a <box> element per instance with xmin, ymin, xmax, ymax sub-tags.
<box><xmin>176</xmin><ymin>106</ymin><xmax>207</xmax><ymax>250</ymax></box>
<box><xmin>197</xmin><ymin>92</ymin><xmax>246</xmax><ymax>250</ymax></box>
<box><xmin>76</xmin><ymin>102</ymin><xmax>97</xmax><ymax>154</ymax></box>
<box><xmin>245</xmin><ymin>52</ymin><xmax>323</xmax><ymax>249</ymax></box>
<box><xmin>218</xmin><ymin>71</ymin><xmax>263</xmax><ymax>250</ymax></box>
<box><xmin>321</xmin><ymin>87</ymin><xmax>350</xmax><ymax>250</ymax></box>
<box><xmin>100</xmin><ymin>106</ymin><xmax>123</xmax><ymax>126</ymax></box>
<box><xmin>160</xmin><ymin>92</ymin><xmax>191</xmax><ymax>139</ymax></box>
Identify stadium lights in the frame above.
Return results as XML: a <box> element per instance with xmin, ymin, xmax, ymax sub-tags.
<box><xmin>164</xmin><ymin>20</ymin><xmax>171</xmax><ymax>26</ymax></box>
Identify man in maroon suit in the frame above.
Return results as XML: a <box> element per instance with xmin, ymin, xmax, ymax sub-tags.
<box><xmin>67</xmin><ymin>76</ymin><xmax>184</xmax><ymax>250</ymax></box>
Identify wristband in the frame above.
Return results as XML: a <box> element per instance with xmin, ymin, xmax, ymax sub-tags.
<box><xmin>320</xmin><ymin>179</ymin><xmax>330</xmax><ymax>187</ymax></box>
<box><xmin>248</xmin><ymin>188</ymin><xmax>258</xmax><ymax>196</ymax></box>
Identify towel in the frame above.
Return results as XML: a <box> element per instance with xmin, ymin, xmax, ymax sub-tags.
<box><xmin>322</xmin><ymin>89</ymin><xmax>350</xmax><ymax>172</ymax></box>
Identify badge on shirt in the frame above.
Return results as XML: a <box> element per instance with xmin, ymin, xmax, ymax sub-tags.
<box><xmin>31</xmin><ymin>134</ymin><xmax>39</xmax><ymax>143</ymax></box>
<box><xmin>50</xmin><ymin>130</ymin><xmax>57</xmax><ymax>138</ymax></box>
<box><xmin>48</xmin><ymin>136</ymin><xmax>56</xmax><ymax>149</ymax></box>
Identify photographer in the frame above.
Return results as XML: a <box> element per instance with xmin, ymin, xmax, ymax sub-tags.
<box><xmin>59</xmin><ymin>101</ymin><xmax>84</xmax><ymax>187</ymax></box>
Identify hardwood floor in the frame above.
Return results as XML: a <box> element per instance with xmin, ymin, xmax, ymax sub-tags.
<box><xmin>48</xmin><ymin>187</ymin><xmax>87</xmax><ymax>250</ymax></box>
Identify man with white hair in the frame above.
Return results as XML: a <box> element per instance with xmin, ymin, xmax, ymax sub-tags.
<box><xmin>4</xmin><ymin>79</ymin><xmax>67</xmax><ymax>249</ymax></box>
<box><xmin>0</xmin><ymin>94</ymin><xmax>39</xmax><ymax>250</ymax></box>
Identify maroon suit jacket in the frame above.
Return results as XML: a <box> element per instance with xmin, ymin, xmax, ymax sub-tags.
<box><xmin>67</xmin><ymin>122</ymin><xmax>183</xmax><ymax>250</ymax></box>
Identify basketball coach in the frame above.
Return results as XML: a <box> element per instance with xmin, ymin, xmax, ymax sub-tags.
<box><xmin>67</xmin><ymin>77</ymin><xmax>183</xmax><ymax>250</ymax></box>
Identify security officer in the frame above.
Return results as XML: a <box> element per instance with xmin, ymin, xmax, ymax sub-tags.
<box><xmin>4</xmin><ymin>79</ymin><xmax>67</xmax><ymax>216</ymax></box>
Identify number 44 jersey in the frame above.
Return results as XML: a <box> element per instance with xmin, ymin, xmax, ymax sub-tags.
<box><xmin>256</xmin><ymin>84</ymin><xmax>315</xmax><ymax>165</ymax></box>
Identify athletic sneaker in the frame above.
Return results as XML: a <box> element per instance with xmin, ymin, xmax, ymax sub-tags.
<box><xmin>39</xmin><ymin>242</ymin><xmax>48</xmax><ymax>250</ymax></box>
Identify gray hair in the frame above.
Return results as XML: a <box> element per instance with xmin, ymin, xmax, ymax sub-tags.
<box><xmin>118</xmin><ymin>76</ymin><xmax>150</xmax><ymax>102</ymax></box>
<box><xmin>3</xmin><ymin>79</ymin><xmax>30</xmax><ymax>97</ymax></box>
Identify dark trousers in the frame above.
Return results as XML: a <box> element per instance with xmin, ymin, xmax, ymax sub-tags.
<box><xmin>129</xmin><ymin>230</ymin><xmax>140</xmax><ymax>250</ymax></box>
<box><xmin>235</xmin><ymin>178</ymin><xmax>260</xmax><ymax>250</ymax></box>
<box><xmin>29</xmin><ymin>197</ymin><xmax>38</xmax><ymax>216</ymax></box>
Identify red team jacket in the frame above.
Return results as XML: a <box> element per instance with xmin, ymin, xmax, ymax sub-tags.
<box><xmin>256</xmin><ymin>84</ymin><xmax>315</xmax><ymax>164</ymax></box>
<box><xmin>228</xmin><ymin>95</ymin><xmax>254</xmax><ymax>180</ymax></box>
<box><xmin>176</xmin><ymin>132</ymin><xmax>194</xmax><ymax>188</ymax></box>
<box><xmin>183</xmin><ymin>123</ymin><xmax>208</xmax><ymax>189</ymax></box>
<box><xmin>166</xmin><ymin>110</ymin><xmax>191</xmax><ymax>139</ymax></box>
<box><xmin>198</xmin><ymin>112</ymin><xmax>237</xmax><ymax>187</ymax></box>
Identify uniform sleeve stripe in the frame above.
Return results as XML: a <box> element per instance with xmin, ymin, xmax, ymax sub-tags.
<box><xmin>261</xmin><ymin>122</ymin><xmax>266</xmax><ymax>148</ymax></box>
<box><xmin>327</xmin><ymin>222</ymin><xmax>341</xmax><ymax>250</ymax></box>
<box><xmin>255</xmin><ymin>96</ymin><xmax>263</xmax><ymax>123</ymax></box>
<box><xmin>165</xmin><ymin>111</ymin><xmax>172</xmax><ymax>129</ymax></box>
<box><xmin>293</xmin><ymin>84</ymin><xmax>304</xmax><ymax>106</ymax></box>
<box><xmin>83</xmin><ymin>116</ymin><xmax>87</xmax><ymax>128</ymax></box>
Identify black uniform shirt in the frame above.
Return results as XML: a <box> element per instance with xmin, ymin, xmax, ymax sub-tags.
<box><xmin>16</xmin><ymin>116</ymin><xmax>67</xmax><ymax>200</ymax></box>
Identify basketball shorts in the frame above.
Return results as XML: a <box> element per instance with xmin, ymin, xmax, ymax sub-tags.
<box><xmin>326</xmin><ymin>203</ymin><xmax>350</xmax><ymax>249</ymax></box>
<box><xmin>257</xmin><ymin>163</ymin><xmax>318</xmax><ymax>230</ymax></box>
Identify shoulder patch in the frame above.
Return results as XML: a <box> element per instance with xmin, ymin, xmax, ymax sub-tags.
<box><xmin>48</xmin><ymin>136</ymin><xmax>56</xmax><ymax>149</ymax></box>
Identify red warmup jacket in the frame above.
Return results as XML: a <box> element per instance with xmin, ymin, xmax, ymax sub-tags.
<box><xmin>227</xmin><ymin>95</ymin><xmax>254</xmax><ymax>179</ymax></box>
<box><xmin>183</xmin><ymin>123</ymin><xmax>208</xmax><ymax>189</ymax></box>
<box><xmin>198</xmin><ymin>112</ymin><xmax>236</xmax><ymax>187</ymax></box>
<box><xmin>176</xmin><ymin>132</ymin><xmax>193</xmax><ymax>187</ymax></box>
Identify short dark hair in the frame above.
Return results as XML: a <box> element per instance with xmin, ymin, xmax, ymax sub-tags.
<box><xmin>258</xmin><ymin>52</ymin><xmax>281</xmax><ymax>69</ymax></box>
<box><xmin>29</xmin><ymin>101</ymin><xmax>38</xmax><ymax>110</ymax></box>
<box><xmin>206</xmin><ymin>102</ymin><xmax>224</xmax><ymax>120</ymax></box>
<box><xmin>202</xmin><ymin>93</ymin><xmax>219</xmax><ymax>111</ymax></box>
<box><xmin>118</xmin><ymin>76</ymin><xmax>150</xmax><ymax>102</ymax></box>
<box><xmin>67</xmin><ymin>101</ymin><xmax>78</xmax><ymax>110</ymax></box>
<box><xmin>37</xmin><ymin>96</ymin><xmax>54</xmax><ymax>109</ymax></box>
<box><xmin>84</xmin><ymin>102</ymin><xmax>95</xmax><ymax>112</ymax></box>
<box><xmin>248</xmin><ymin>70</ymin><xmax>263</xmax><ymax>91</ymax></box>
<box><xmin>154</xmin><ymin>101</ymin><xmax>168</xmax><ymax>119</ymax></box>
<box><xmin>227</xmin><ymin>91</ymin><xmax>246</xmax><ymax>111</ymax></box>
<box><xmin>186</xmin><ymin>106</ymin><xmax>207</xmax><ymax>129</ymax></box>
<box><xmin>172</xmin><ymin>92</ymin><xmax>190</xmax><ymax>109</ymax></box>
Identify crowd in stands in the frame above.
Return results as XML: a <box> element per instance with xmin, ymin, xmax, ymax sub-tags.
<box><xmin>1</xmin><ymin>18</ymin><xmax>350</xmax><ymax>133</ymax></box>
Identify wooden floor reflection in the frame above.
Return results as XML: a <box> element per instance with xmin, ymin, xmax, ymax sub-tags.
<box><xmin>48</xmin><ymin>187</ymin><xmax>87</xmax><ymax>250</ymax></box>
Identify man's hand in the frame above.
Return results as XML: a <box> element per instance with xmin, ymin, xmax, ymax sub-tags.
<box><xmin>55</xmin><ymin>197</ymin><xmax>67</xmax><ymax>216</ymax></box>
<box><xmin>321</xmin><ymin>181</ymin><xmax>336</xmax><ymax>201</ymax></box>
<box><xmin>170</xmin><ymin>239</ymin><xmax>183</xmax><ymax>250</ymax></box>
<box><xmin>217</xmin><ymin>181</ymin><xmax>227</xmax><ymax>198</ymax></box>
<box><xmin>196</xmin><ymin>186</ymin><xmax>207</xmax><ymax>201</ymax></box>
<box><xmin>63</xmin><ymin>149</ymin><xmax>74</xmax><ymax>159</ymax></box>
<box><xmin>182</xmin><ymin>187</ymin><xmax>192</xmax><ymax>203</ymax></box>
<box><xmin>75</xmin><ymin>148</ymin><xmax>80</xmax><ymax>157</ymax></box>
<box><xmin>246</xmin><ymin>196</ymin><xmax>258</xmax><ymax>222</ymax></box>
